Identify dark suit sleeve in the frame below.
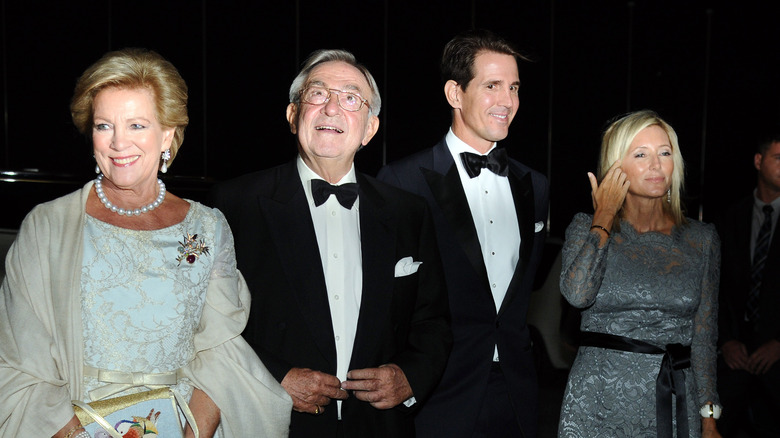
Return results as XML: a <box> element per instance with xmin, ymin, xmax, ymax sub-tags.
<box><xmin>715</xmin><ymin>215</ymin><xmax>738</xmax><ymax>346</ymax></box>
<box><xmin>208</xmin><ymin>181</ymin><xmax>295</xmax><ymax>383</ymax></box>
<box><xmin>390</xmin><ymin>199</ymin><xmax>452</xmax><ymax>408</ymax></box>
<box><xmin>376</xmin><ymin>165</ymin><xmax>402</xmax><ymax>187</ymax></box>
<box><xmin>762</xmin><ymin>228</ymin><xmax>780</xmax><ymax>342</ymax></box>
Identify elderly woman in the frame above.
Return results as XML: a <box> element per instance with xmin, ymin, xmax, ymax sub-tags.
<box><xmin>558</xmin><ymin>110</ymin><xmax>721</xmax><ymax>437</ymax></box>
<box><xmin>0</xmin><ymin>48</ymin><xmax>291</xmax><ymax>437</ymax></box>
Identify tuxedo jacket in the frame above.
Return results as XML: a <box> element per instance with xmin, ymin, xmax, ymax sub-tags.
<box><xmin>377</xmin><ymin>137</ymin><xmax>549</xmax><ymax>438</ymax></box>
<box><xmin>718</xmin><ymin>195</ymin><xmax>780</xmax><ymax>349</ymax></box>
<box><xmin>210</xmin><ymin>160</ymin><xmax>452</xmax><ymax>438</ymax></box>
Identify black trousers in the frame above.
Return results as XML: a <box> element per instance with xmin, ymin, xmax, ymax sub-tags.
<box><xmin>718</xmin><ymin>356</ymin><xmax>780</xmax><ymax>438</ymax></box>
<box><xmin>472</xmin><ymin>362</ymin><xmax>525</xmax><ymax>438</ymax></box>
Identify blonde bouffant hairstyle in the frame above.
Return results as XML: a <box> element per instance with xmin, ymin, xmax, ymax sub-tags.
<box><xmin>598</xmin><ymin>109</ymin><xmax>687</xmax><ymax>228</ymax></box>
<box><xmin>71</xmin><ymin>48</ymin><xmax>189</xmax><ymax>168</ymax></box>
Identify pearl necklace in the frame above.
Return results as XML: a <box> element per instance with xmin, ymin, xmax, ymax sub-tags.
<box><xmin>94</xmin><ymin>174</ymin><xmax>166</xmax><ymax>216</ymax></box>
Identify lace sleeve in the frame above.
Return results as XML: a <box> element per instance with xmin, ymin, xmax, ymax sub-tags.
<box><xmin>691</xmin><ymin>223</ymin><xmax>721</xmax><ymax>405</ymax></box>
<box><xmin>210</xmin><ymin>207</ymin><xmax>239</xmax><ymax>280</ymax></box>
<box><xmin>560</xmin><ymin>213</ymin><xmax>610</xmax><ymax>308</ymax></box>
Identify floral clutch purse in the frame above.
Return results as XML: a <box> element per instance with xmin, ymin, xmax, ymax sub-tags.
<box><xmin>72</xmin><ymin>388</ymin><xmax>198</xmax><ymax>438</ymax></box>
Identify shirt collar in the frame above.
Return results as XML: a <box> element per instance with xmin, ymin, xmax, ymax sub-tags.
<box><xmin>446</xmin><ymin>128</ymin><xmax>500</xmax><ymax>180</ymax></box>
<box><xmin>445</xmin><ymin>127</ymin><xmax>498</xmax><ymax>157</ymax></box>
<box><xmin>753</xmin><ymin>189</ymin><xmax>780</xmax><ymax>212</ymax></box>
<box><xmin>297</xmin><ymin>156</ymin><xmax>358</xmax><ymax>206</ymax></box>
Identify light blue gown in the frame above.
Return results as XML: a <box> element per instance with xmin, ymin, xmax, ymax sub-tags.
<box><xmin>80</xmin><ymin>201</ymin><xmax>231</xmax><ymax>437</ymax></box>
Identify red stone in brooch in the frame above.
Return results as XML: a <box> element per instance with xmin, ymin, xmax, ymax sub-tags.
<box><xmin>176</xmin><ymin>233</ymin><xmax>210</xmax><ymax>265</ymax></box>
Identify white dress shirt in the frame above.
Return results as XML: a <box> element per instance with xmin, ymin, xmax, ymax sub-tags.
<box><xmin>297</xmin><ymin>157</ymin><xmax>362</xmax><ymax>417</ymax></box>
<box><xmin>446</xmin><ymin>129</ymin><xmax>521</xmax><ymax>361</ymax></box>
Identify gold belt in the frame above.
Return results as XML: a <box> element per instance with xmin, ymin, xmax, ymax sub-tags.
<box><xmin>84</xmin><ymin>365</ymin><xmax>184</xmax><ymax>401</ymax></box>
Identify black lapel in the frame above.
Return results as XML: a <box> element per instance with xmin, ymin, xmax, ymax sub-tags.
<box><xmin>758</xmin><ymin>201</ymin><xmax>780</xmax><ymax>330</ymax></box>
<box><xmin>349</xmin><ymin>174</ymin><xmax>395</xmax><ymax>369</ymax></box>
<box><xmin>257</xmin><ymin>162</ymin><xmax>337</xmax><ymax>368</ymax></box>
<box><xmin>422</xmin><ymin>164</ymin><xmax>490</xmax><ymax>288</ymax></box>
<box><xmin>764</xmin><ymin>203</ymin><xmax>780</xmax><ymax>260</ymax></box>
<box><xmin>497</xmin><ymin>163</ymin><xmax>535</xmax><ymax>317</ymax></box>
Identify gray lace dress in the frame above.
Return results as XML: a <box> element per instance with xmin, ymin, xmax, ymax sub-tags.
<box><xmin>558</xmin><ymin>213</ymin><xmax>720</xmax><ymax>437</ymax></box>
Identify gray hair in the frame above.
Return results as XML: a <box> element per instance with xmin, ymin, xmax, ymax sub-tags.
<box><xmin>288</xmin><ymin>49</ymin><xmax>381</xmax><ymax>117</ymax></box>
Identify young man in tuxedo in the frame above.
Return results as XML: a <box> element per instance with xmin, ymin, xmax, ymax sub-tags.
<box><xmin>211</xmin><ymin>49</ymin><xmax>451</xmax><ymax>438</ymax></box>
<box><xmin>378</xmin><ymin>29</ymin><xmax>549</xmax><ymax>438</ymax></box>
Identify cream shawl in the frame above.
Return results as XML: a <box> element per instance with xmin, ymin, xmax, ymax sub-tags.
<box><xmin>0</xmin><ymin>183</ymin><xmax>291</xmax><ymax>436</ymax></box>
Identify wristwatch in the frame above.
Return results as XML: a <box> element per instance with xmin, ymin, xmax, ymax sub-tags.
<box><xmin>699</xmin><ymin>403</ymin><xmax>722</xmax><ymax>419</ymax></box>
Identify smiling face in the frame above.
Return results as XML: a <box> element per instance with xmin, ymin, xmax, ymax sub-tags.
<box><xmin>621</xmin><ymin>125</ymin><xmax>675</xmax><ymax>200</ymax></box>
<box><xmin>92</xmin><ymin>87</ymin><xmax>174</xmax><ymax>192</ymax></box>
<box><xmin>286</xmin><ymin>60</ymin><xmax>379</xmax><ymax>176</ymax></box>
<box><xmin>447</xmin><ymin>51</ymin><xmax>520</xmax><ymax>153</ymax></box>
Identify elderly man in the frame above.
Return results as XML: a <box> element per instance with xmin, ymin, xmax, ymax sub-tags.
<box><xmin>378</xmin><ymin>29</ymin><xmax>549</xmax><ymax>438</ymax></box>
<box><xmin>210</xmin><ymin>49</ymin><xmax>451</xmax><ymax>438</ymax></box>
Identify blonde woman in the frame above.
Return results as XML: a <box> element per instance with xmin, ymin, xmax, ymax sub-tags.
<box><xmin>0</xmin><ymin>48</ymin><xmax>291</xmax><ymax>437</ymax></box>
<box><xmin>558</xmin><ymin>110</ymin><xmax>721</xmax><ymax>438</ymax></box>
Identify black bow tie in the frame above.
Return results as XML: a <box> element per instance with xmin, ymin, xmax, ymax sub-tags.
<box><xmin>311</xmin><ymin>179</ymin><xmax>358</xmax><ymax>209</ymax></box>
<box><xmin>460</xmin><ymin>148</ymin><xmax>509</xmax><ymax>178</ymax></box>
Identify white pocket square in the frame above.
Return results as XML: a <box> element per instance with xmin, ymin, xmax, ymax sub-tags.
<box><xmin>535</xmin><ymin>221</ymin><xmax>544</xmax><ymax>233</ymax></box>
<box><xmin>395</xmin><ymin>256</ymin><xmax>422</xmax><ymax>277</ymax></box>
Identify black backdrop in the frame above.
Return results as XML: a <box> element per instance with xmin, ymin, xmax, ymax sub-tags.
<box><xmin>1</xmin><ymin>0</ymin><xmax>778</xmax><ymax>236</ymax></box>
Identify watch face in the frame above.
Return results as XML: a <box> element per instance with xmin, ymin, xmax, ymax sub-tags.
<box><xmin>700</xmin><ymin>403</ymin><xmax>722</xmax><ymax>419</ymax></box>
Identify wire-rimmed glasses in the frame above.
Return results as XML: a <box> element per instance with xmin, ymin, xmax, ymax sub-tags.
<box><xmin>299</xmin><ymin>85</ymin><xmax>371</xmax><ymax>112</ymax></box>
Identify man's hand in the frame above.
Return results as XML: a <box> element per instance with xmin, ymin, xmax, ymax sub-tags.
<box><xmin>341</xmin><ymin>363</ymin><xmax>413</xmax><ymax>410</ymax></box>
<box><xmin>281</xmin><ymin>367</ymin><xmax>348</xmax><ymax>415</ymax></box>
<box><xmin>748</xmin><ymin>340</ymin><xmax>780</xmax><ymax>374</ymax></box>
<box><xmin>721</xmin><ymin>340</ymin><xmax>749</xmax><ymax>371</ymax></box>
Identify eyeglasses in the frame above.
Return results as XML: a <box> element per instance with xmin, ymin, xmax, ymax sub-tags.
<box><xmin>299</xmin><ymin>85</ymin><xmax>371</xmax><ymax>112</ymax></box>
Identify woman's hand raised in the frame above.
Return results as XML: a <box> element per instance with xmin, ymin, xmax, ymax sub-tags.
<box><xmin>589</xmin><ymin>159</ymin><xmax>629</xmax><ymax>221</ymax></box>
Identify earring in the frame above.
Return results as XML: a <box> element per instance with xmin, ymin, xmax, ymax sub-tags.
<box><xmin>160</xmin><ymin>149</ymin><xmax>171</xmax><ymax>174</ymax></box>
<box><xmin>667</xmin><ymin>189</ymin><xmax>671</xmax><ymax>204</ymax></box>
<box><xmin>95</xmin><ymin>164</ymin><xmax>100</xmax><ymax>174</ymax></box>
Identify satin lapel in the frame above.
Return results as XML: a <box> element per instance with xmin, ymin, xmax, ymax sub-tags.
<box><xmin>349</xmin><ymin>174</ymin><xmax>395</xmax><ymax>369</ymax></box>
<box><xmin>422</xmin><ymin>164</ymin><xmax>489</xmax><ymax>287</ymax></box>
<box><xmin>257</xmin><ymin>164</ymin><xmax>336</xmax><ymax>368</ymax></box>
<box><xmin>497</xmin><ymin>165</ymin><xmax>535</xmax><ymax>317</ymax></box>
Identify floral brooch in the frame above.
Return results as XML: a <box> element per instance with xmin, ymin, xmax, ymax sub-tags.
<box><xmin>176</xmin><ymin>233</ymin><xmax>210</xmax><ymax>265</ymax></box>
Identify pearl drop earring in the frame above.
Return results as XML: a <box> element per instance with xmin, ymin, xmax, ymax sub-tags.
<box><xmin>160</xmin><ymin>149</ymin><xmax>171</xmax><ymax>174</ymax></box>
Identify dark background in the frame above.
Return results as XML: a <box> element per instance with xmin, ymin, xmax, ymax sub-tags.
<box><xmin>1</xmin><ymin>0</ymin><xmax>778</xmax><ymax>235</ymax></box>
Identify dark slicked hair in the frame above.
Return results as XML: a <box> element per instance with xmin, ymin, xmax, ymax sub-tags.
<box><xmin>440</xmin><ymin>29</ymin><xmax>529</xmax><ymax>90</ymax></box>
<box><xmin>757</xmin><ymin>132</ymin><xmax>780</xmax><ymax>155</ymax></box>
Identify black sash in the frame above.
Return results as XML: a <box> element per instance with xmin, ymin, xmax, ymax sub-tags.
<box><xmin>580</xmin><ymin>331</ymin><xmax>691</xmax><ymax>438</ymax></box>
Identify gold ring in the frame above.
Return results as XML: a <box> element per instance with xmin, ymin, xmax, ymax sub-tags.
<box><xmin>314</xmin><ymin>405</ymin><xmax>320</xmax><ymax>415</ymax></box>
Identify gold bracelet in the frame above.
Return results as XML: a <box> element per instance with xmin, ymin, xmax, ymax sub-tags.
<box><xmin>590</xmin><ymin>224</ymin><xmax>610</xmax><ymax>237</ymax></box>
<box><xmin>64</xmin><ymin>424</ymin><xmax>83</xmax><ymax>438</ymax></box>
